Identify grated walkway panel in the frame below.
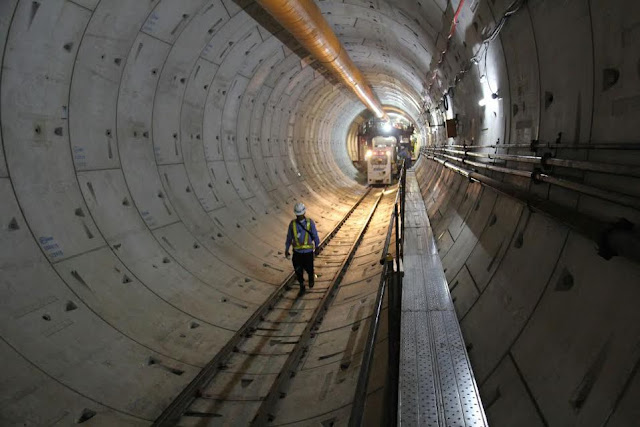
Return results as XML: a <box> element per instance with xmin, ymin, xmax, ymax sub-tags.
<box><xmin>399</xmin><ymin>171</ymin><xmax>488</xmax><ymax>427</ymax></box>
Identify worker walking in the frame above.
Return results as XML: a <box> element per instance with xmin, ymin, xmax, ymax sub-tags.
<box><xmin>398</xmin><ymin>146</ymin><xmax>412</xmax><ymax>169</ymax></box>
<box><xmin>285</xmin><ymin>202</ymin><xmax>320</xmax><ymax>295</ymax></box>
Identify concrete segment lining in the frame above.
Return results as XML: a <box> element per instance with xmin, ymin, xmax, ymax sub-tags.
<box><xmin>1</xmin><ymin>0</ymin><xmax>640</xmax><ymax>425</ymax></box>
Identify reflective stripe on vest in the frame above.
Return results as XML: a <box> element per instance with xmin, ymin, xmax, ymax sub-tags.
<box><xmin>291</xmin><ymin>220</ymin><xmax>314</xmax><ymax>251</ymax></box>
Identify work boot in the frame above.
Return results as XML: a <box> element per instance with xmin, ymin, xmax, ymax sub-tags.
<box><xmin>298</xmin><ymin>282</ymin><xmax>305</xmax><ymax>295</ymax></box>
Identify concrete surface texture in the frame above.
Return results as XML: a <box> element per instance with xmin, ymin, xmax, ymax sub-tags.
<box><xmin>0</xmin><ymin>0</ymin><xmax>639</xmax><ymax>426</ymax></box>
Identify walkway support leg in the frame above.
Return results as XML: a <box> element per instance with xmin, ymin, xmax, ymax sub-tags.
<box><xmin>386</xmin><ymin>258</ymin><xmax>402</xmax><ymax>427</ymax></box>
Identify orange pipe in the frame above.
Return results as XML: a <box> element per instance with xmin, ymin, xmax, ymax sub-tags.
<box><xmin>256</xmin><ymin>0</ymin><xmax>388</xmax><ymax>120</ymax></box>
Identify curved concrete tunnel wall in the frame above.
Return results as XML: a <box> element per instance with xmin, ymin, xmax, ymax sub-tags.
<box><xmin>0</xmin><ymin>0</ymin><xmax>639</xmax><ymax>426</ymax></box>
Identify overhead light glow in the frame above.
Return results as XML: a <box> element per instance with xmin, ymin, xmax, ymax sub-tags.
<box><xmin>479</xmin><ymin>93</ymin><xmax>500</xmax><ymax>108</ymax></box>
<box><xmin>382</xmin><ymin>122</ymin><xmax>392</xmax><ymax>132</ymax></box>
<box><xmin>365</xmin><ymin>149</ymin><xmax>373</xmax><ymax>159</ymax></box>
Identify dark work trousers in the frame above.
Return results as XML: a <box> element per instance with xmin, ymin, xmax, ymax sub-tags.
<box><xmin>292</xmin><ymin>251</ymin><xmax>314</xmax><ymax>288</ymax></box>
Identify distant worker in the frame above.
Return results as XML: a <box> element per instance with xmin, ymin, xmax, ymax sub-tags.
<box><xmin>399</xmin><ymin>146</ymin><xmax>412</xmax><ymax>169</ymax></box>
<box><xmin>285</xmin><ymin>202</ymin><xmax>320</xmax><ymax>294</ymax></box>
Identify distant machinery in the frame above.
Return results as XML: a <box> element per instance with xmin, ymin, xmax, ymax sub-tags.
<box><xmin>358</xmin><ymin>119</ymin><xmax>415</xmax><ymax>185</ymax></box>
<box><xmin>365</xmin><ymin>139</ymin><xmax>394</xmax><ymax>185</ymax></box>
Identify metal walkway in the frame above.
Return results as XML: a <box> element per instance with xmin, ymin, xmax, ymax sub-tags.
<box><xmin>399</xmin><ymin>171</ymin><xmax>488</xmax><ymax>426</ymax></box>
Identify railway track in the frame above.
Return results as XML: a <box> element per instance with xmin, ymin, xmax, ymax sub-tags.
<box><xmin>153</xmin><ymin>187</ymin><xmax>393</xmax><ymax>426</ymax></box>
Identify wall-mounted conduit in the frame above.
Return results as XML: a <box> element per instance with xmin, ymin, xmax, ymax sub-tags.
<box><xmin>421</xmin><ymin>150</ymin><xmax>640</xmax><ymax>264</ymax></box>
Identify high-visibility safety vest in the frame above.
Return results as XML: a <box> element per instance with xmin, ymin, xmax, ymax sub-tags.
<box><xmin>291</xmin><ymin>219</ymin><xmax>314</xmax><ymax>251</ymax></box>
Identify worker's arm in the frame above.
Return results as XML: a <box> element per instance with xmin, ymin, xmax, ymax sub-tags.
<box><xmin>311</xmin><ymin>220</ymin><xmax>320</xmax><ymax>255</ymax></box>
<box><xmin>285</xmin><ymin>222</ymin><xmax>293</xmax><ymax>258</ymax></box>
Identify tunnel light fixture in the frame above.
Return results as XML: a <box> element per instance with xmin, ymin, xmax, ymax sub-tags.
<box><xmin>365</xmin><ymin>149</ymin><xmax>373</xmax><ymax>159</ymax></box>
<box><xmin>382</xmin><ymin>121</ymin><xmax>392</xmax><ymax>133</ymax></box>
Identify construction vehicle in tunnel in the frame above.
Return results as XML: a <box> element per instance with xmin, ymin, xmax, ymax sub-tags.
<box><xmin>359</xmin><ymin>118</ymin><xmax>415</xmax><ymax>185</ymax></box>
<box><xmin>365</xmin><ymin>137</ymin><xmax>394</xmax><ymax>185</ymax></box>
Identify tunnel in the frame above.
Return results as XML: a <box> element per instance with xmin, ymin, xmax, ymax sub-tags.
<box><xmin>1</xmin><ymin>0</ymin><xmax>640</xmax><ymax>426</ymax></box>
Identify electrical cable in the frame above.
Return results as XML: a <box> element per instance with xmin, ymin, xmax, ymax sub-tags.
<box><xmin>483</xmin><ymin>43</ymin><xmax>497</xmax><ymax>96</ymax></box>
<box><xmin>428</xmin><ymin>0</ymin><xmax>527</xmax><ymax>106</ymax></box>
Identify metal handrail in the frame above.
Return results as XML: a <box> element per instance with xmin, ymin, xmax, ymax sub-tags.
<box><xmin>350</xmin><ymin>160</ymin><xmax>406</xmax><ymax>427</ymax></box>
<box><xmin>379</xmin><ymin>161</ymin><xmax>406</xmax><ymax>265</ymax></box>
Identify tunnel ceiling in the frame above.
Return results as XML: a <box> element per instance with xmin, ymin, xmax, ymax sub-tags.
<box><xmin>3</xmin><ymin>0</ymin><xmax>640</xmax><ymax>425</ymax></box>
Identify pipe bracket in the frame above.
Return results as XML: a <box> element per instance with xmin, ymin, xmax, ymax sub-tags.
<box><xmin>530</xmin><ymin>139</ymin><xmax>539</xmax><ymax>153</ymax></box>
<box><xmin>531</xmin><ymin>168</ymin><xmax>543</xmax><ymax>184</ymax></box>
<box><xmin>598</xmin><ymin>218</ymin><xmax>634</xmax><ymax>260</ymax></box>
<box><xmin>541</xmin><ymin>152</ymin><xmax>553</xmax><ymax>170</ymax></box>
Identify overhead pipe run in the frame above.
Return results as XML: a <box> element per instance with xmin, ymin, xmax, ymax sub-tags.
<box><xmin>256</xmin><ymin>0</ymin><xmax>389</xmax><ymax>121</ymax></box>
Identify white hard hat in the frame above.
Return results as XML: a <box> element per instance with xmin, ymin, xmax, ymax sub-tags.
<box><xmin>293</xmin><ymin>202</ymin><xmax>306</xmax><ymax>216</ymax></box>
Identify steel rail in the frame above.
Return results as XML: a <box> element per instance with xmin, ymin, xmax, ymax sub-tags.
<box><xmin>152</xmin><ymin>189</ymin><xmax>371</xmax><ymax>426</ymax></box>
<box><xmin>251</xmin><ymin>189</ymin><xmax>387</xmax><ymax>426</ymax></box>
<box><xmin>351</xmin><ymin>167</ymin><xmax>406</xmax><ymax>427</ymax></box>
<box><xmin>348</xmin><ymin>259</ymin><xmax>390</xmax><ymax>427</ymax></box>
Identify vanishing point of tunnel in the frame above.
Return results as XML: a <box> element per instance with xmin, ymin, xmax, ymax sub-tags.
<box><xmin>1</xmin><ymin>0</ymin><xmax>640</xmax><ymax>426</ymax></box>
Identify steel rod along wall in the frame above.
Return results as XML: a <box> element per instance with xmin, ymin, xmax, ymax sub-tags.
<box><xmin>423</xmin><ymin>149</ymin><xmax>640</xmax><ymax>211</ymax></box>
<box><xmin>421</xmin><ymin>151</ymin><xmax>640</xmax><ymax>264</ymax></box>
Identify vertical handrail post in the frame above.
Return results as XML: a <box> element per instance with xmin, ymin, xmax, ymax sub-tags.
<box><xmin>386</xmin><ymin>257</ymin><xmax>401</xmax><ymax>427</ymax></box>
<box><xmin>400</xmin><ymin>162</ymin><xmax>406</xmax><ymax>258</ymax></box>
<box><xmin>384</xmin><ymin>256</ymin><xmax>398</xmax><ymax>427</ymax></box>
<box><xmin>394</xmin><ymin>204</ymin><xmax>400</xmax><ymax>263</ymax></box>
